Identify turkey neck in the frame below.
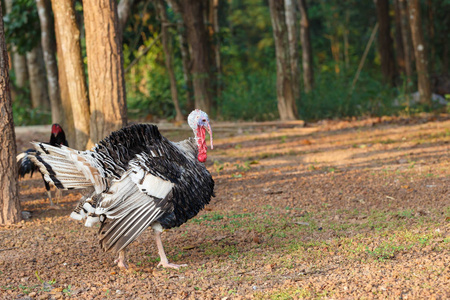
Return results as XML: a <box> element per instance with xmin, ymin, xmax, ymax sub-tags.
<box><xmin>196</xmin><ymin>126</ymin><xmax>207</xmax><ymax>163</ymax></box>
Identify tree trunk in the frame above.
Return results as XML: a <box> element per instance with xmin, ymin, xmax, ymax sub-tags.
<box><xmin>54</xmin><ymin>11</ymin><xmax>75</xmax><ymax>147</ymax></box>
<box><xmin>343</xmin><ymin>11</ymin><xmax>350</xmax><ymax>69</ymax></box>
<box><xmin>83</xmin><ymin>0</ymin><xmax>127</xmax><ymax>143</ymax></box>
<box><xmin>155</xmin><ymin>0</ymin><xmax>183</xmax><ymax>121</ymax></box>
<box><xmin>51</xmin><ymin>0</ymin><xmax>91</xmax><ymax>149</ymax></box>
<box><xmin>26</xmin><ymin>45</ymin><xmax>50</xmax><ymax>109</ymax></box>
<box><xmin>167</xmin><ymin>0</ymin><xmax>194</xmax><ymax>112</ymax></box>
<box><xmin>407</xmin><ymin>0</ymin><xmax>432</xmax><ymax>104</ymax></box>
<box><xmin>118</xmin><ymin>0</ymin><xmax>135</xmax><ymax>33</ymax></box>
<box><xmin>374</xmin><ymin>0</ymin><xmax>396</xmax><ymax>86</ymax></box>
<box><xmin>399</xmin><ymin>0</ymin><xmax>413</xmax><ymax>82</ymax></box>
<box><xmin>426</xmin><ymin>0</ymin><xmax>434</xmax><ymax>72</ymax></box>
<box><xmin>284</xmin><ymin>0</ymin><xmax>300</xmax><ymax>101</ymax></box>
<box><xmin>180</xmin><ymin>0</ymin><xmax>212</xmax><ymax>114</ymax></box>
<box><xmin>298</xmin><ymin>0</ymin><xmax>314</xmax><ymax>92</ymax></box>
<box><xmin>0</xmin><ymin>4</ymin><xmax>21</xmax><ymax>225</ymax></box>
<box><xmin>211</xmin><ymin>0</ymin><xmax>221</xmax><ymax>100</ymax></box>
<box><xmin>443</xmin><ymin>39</ymin><xmax>448</xmax><ymax>76</ymax></box>
<box><xmin>4</xmin><ymin>0</ymin><xmax>28</xmax><ymax>88</ymax></box>
<box><xmin>394</xmin><ymin>0</ymin><xmax>406</xmax><ymax>75</ymax></box>
<box><xmin>36</xmin><ymin>0</ymin><xmax>62</xmax><ymax>124</ymax></box>
<box><xmin>11</xmin><ymin>49</ymin><xmax>28</xmax><ymax>88</ymax></box>
<box><xmin>269</xmin><ymin>0</ymin><xmax>298</xmax><ymax>121</ymax></box>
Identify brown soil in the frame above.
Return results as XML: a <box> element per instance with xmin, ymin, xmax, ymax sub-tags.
<box><xmin>1</xmin><ymin>116</ymin><xmax>449</xmax><ymax>299</ymax></box>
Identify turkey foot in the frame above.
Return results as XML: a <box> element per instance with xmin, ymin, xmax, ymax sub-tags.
<box><xmin>157</xmin><ymin>262</ymin><xmax>187</xmax><ymax>269</ymax></box>
<box><xmin>115</xmin><ymin>250</ymin><xmax>128</xmax><ymax>269</ymax></box>
<box><xmin>154</xmin><ymin>230</ymin><xmax>187</xmax><ymax>269</ymax></box>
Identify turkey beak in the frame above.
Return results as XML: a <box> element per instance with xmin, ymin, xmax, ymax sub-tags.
<box><xmin>207</xmin><ymin>122</ymin><xmax>213</xmax><ymax>150</ymax></box>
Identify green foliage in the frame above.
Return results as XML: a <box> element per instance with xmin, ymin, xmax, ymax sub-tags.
<box><xmin>11</xmin><ymin>85</ymin><xmax>51</xmax><ymax>126</ymax></box>
<box><xmin>63</xmin><ymin>285</ymin><xmax>72</xmax><ymax>297</ymax></box>
<box><xmin>120</xmin><ymin>0</ymin><xmax>404</xmax><ymax>122</ymax></box>
<box><xmin>124</xmin><ymin>37</ymin><xmax>180</xmax><ymax>120</ymax></box>
<box><xmin>8</xmin><ymin>0</ymin><xmax>447</xmax><ymax>124</ymax></box>
<box><xmin>219</xmin><ymin>67</ymin><xmax>278</xmax><ymax>121</ymax></box>
<box><xmin>3</xmin><ymin>0</ymin><xmax>40</xmax><ymax>54</ymax></box>
<box><xmin>300</xmin><ymin>70</ymin><xmax>397</xmax><ymax>120</ymax></box>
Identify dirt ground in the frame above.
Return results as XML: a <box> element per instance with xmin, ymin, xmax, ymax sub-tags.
<box><xmin>1</xmin><ymin>115</ymin><xmax>449</xmax><ymax>299</ymax></box>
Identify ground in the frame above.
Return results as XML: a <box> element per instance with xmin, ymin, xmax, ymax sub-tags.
<box><xmin>1</xmin><ymin>115</ymin><xmax>449</xmax><ymax>299</ymax></box>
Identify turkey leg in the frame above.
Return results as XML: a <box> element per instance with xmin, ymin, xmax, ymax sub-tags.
<box><xmin>154</xmin><ymin>230</ymin><xmax>187</xmax><ymax>269</ymax></box>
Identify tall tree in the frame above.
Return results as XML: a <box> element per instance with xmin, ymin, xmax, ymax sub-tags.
<box><xmin>269</xmin><ymin>0</ymin><xmax>298</xmax><ymax>120</ymax></box>
<box><xmin>53</xmin><ymin>10</ymin><xmax>75</xmax><ymax>147</ymax></box>
<box><xmin>398</xmin><ymin>0</ymin><xmax>413</xmax><ymax>83</ymax></box>
<box><xmin>374</xmin><ymin>0</ymin><xmax>396</xmax><ymax>86</ymax></box>
<box><xmin>284</xmin><ymin>0</ymin><xmax>300</xmax><ymax>101</ymax></box>
<box><xmin>51</xmin><ymin>0</ymin><xmax>91</xmax><ymax>149</ymax></box>
<box><xmin>0</xmin><ymin>4</ymin><xmax>21</xmax><ymax>225</ymax></box>
<box><xmin>297</xmin><ymin>0</ymin><xmax>314</xmax><ymax>92</ymax></box>
<box><xmin>36</xmin><ymin>0</ymin><xmax>62</xmax><ymax>124</ymax></box>
<box><xmin>4</xmin><ymin>0</ymin><xmax>28</xmax><ymax>88</ymax></box>
<box><xmin>394</xmin><ymin>0</ymin><xmax>406</xmax><ymax>75</ymax></box>
<box><xmin>407</xmin><ymin>0</ymin><xmax>431</xmax><ymax>104</ymax></box>
<box><xmin>180</xmin><ymin>0</ymin><xmax>212</xmax><ymax>114</ymax></box>
<box><xmin>209</xmin><ymin>0</ymin><xmax>222</xmax><ymax>100</ymax></box>
<box><xmin>118</xmin><ymin>0</ymin><xmax>135</xmax><ymax>33</ymax></box>
<box><xmin>83</xmin><ymin>0</ymin><xmax>128</xmax><ymax>143</ymax></box>
<box><xmin>166</xmin><ymin>0</ymin><xmax>194</xmax><ymax>112</ymax></box>
<box><xmin>425</xmin><ymin>0</ymin><xmax>435</xmax><ymax>72</ymax></box>
<box><xmin>26</xmin><ymin>45</ymin><xmax>50</xmax><ymax>109</ymax></box>
<box><xmin>155</xmin><ymin>0</ymin><xmax>183</xmax><ymax>121</ymax></box>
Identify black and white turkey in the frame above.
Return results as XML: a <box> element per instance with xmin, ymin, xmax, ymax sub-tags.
<box><xmin>29</xmin><ymin>110</ymin><xmax>215</xmax><ymax>269</ymax></box>
<box><xmin>17</xmin><ymin>124</ymin><xmax>68</xmax><ymax>206</ymax></box>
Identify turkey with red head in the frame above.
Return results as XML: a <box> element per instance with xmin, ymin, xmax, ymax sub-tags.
<box><xmin>29</xmin><ymin>110</ymin><xmax>214</xmax><ymax>269</ymax></box>
<box><xmin>17</xmin><ymin>124</ymin><xmax>68</xmax><ymax>206</ymax></box>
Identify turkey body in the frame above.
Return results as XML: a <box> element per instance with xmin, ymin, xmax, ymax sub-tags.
<box><xmin>30</xmin><ymin>120</ymin><xmax>214</xmax><ymax>269</ymax></box>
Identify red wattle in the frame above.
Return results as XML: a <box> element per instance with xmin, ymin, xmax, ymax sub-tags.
<box><xmin>196</xmin><ymin>126</ymin><xmax>207</xmax><ymax>162</ymax></box>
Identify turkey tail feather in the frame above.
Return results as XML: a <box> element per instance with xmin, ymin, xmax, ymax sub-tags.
<box><xmin>16</xmin><ymin>150</ymin><xmax>38</xmax><ymax>178</ymax></box>
<box><xmin>28</xmin><ymin>142</ymin><xmax>96</xmax><ymax>191</ymax></box>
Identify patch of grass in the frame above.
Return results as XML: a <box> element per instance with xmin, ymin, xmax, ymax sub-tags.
<box><xmin>258</xmin><ymin>152</ymin><xmax>283</xmax><ymax>159</ymax></box>
<box><xmin>192</xmin><ymin>212</ymin><xmax>224</xmax><ymax>224</ymax></box>
<box><xmin>397</xmin><ymin>209</ymin><xmax>415</xmax><ymax>219</ymax></box>
<box><xmin>229</xmin><ymin>212</ymin><xmax>254</xmax><ymax>219</ymax></box>
<box><xmin>63</xmin><ymin>285</ymin><xmax>72</xmax><ymax>297</ymax></box>
<box><xmin>365</xmin><ymin>242</ymin><xmax>407</xmax><ymax>261</ymax></box>
<box><xmin>213</xmin><ymin>160</ymin><xmax>225</xmax><ymax>174</ymax></box>
<box><xmin>308</xmin><ymin>164</ymin><xmax>317</xmax><ymax>171</ymax></box>
<box><xmin>235</xmin><ymin>161</ymin><xmax>252</xmax><ymax>172</ymax></box>
<box><xmin>254</xmin><ymin>286</ymin><xmax>333</xmax><ymax>300</ymax></box>
<box><xmin>34</xmin><ymin>271</ymin><xmax>55</xmax><ymax>292</ymax></box>
<box><xmin>376</xmin><ymin>138</ymin><xmax>396</xmax><ymax>144</ymax></box>
<box><xmin>18</xmin><ymin>284</ymin><xmax>39</xmax><ymax>295</ymax></box>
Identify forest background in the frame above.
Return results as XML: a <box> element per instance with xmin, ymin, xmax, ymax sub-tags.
<box><xmin>3</xmin><ymin>0</ymin><xmax>450</xmax><ymax>148</ymax></box>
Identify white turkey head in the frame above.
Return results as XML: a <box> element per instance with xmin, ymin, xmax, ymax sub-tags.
<box><xmin>188</xmin><ymin>109</ymin><xmax>213</xmax><ymax>163</ymax></box>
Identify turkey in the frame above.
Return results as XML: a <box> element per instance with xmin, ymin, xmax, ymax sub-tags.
<box><xmin>17</xmin><ymin>123</ymin><xmax>68</xmax><ymax>206</ymax></box>
<box><xmin>29</xmin><ymin>109</ymin><xmax>215</xmax><ymax>269</ymax></box>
